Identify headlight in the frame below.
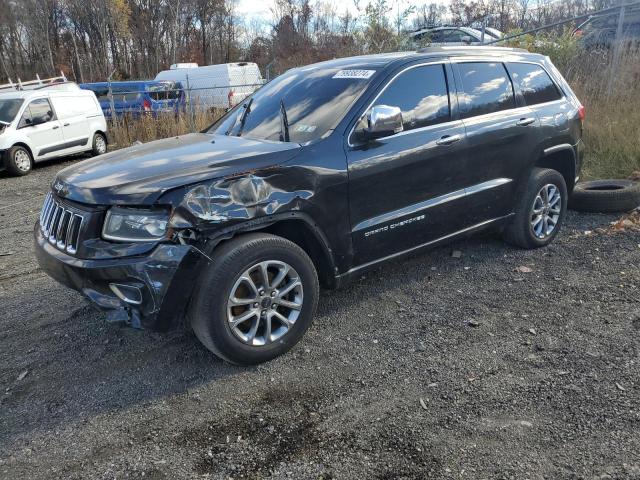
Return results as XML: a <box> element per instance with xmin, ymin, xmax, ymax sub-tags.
<box><xmin>102</xmin><ymin>207</ymin><xmax>169</xmax><ymax>242</ymax></box>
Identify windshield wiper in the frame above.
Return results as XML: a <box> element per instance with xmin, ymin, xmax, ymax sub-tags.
<box><xmin>226</xmin><ymin>98</ymin><xmax>253</xmax><ymax>136</ymax></box>
<box><xmin>235</xmin><ymin>98</ymin><xmax>253</xmax><ymax>137</ymax></box>
<box><xmin>0</xmin><ymin>120</ymin><xmax>10</xmax><ymax>126</ymax></box>
<box><xmin>279</xmin><ymin>99</ymin><xmax>290</xmax><ymax>143</ymax></box>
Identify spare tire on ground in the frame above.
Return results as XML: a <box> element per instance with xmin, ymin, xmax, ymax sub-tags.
<box><xmin>569</xmin><ymin>180</ymin><xmax>640</xmax><ymax>213</ymax></box>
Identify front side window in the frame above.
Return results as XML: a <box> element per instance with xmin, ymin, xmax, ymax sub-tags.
<box><xmin>210</xmin><ymin>66</ymin><xmax>374</xmax><ymax>143</ymax></box>
<box><xmin>355</xmin><ymin>64</ymin><xmax>450</xmax><ymax>135</ymax></box>
<box><xmin>18</xmin><ymin>98</ymin><xmax>55</xmax><ymax>128</ymax></box>
<box><xmin>457</xmin><ymin>62</ymin><xmax>515</xmax><ymax>118</ymax></box>
<box><xmin>506</xmin><ymin>63</ymin><xmax>562</xmax><ymax>105</ymax></box>
<box><xmin>0</xmin><ymin>99</ymin><xmax>24</xmax><ymax>124</ymax></box>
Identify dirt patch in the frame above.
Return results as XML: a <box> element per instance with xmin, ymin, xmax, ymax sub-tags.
<box><xmin>1</xmin><ymin>159</ymin><xmax>639</xmax><ymax>479</ymax></box>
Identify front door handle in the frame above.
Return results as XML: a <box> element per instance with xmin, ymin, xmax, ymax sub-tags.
<box><xmin>516</xmin><ymin>117</ymin><xmax>536</xmax><ymax>127</ymax></box>
<box><xmin>435</xmin><ymin>134</ymin><xmax>462</xmax><ymax>146</ymax></box>
<box><xmin>52</xmin><ymin>125</ymin><xmax>60</xmax><ymax>130</ymax></box>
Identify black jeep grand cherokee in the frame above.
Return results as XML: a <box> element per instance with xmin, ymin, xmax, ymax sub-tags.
<box><xmin>35</xmin><ymin>47</ymin><xmax>584</xmax><ymax>365</ymax></box>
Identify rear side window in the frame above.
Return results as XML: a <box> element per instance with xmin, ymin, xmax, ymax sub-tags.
<box><xmin>364</xmin><ymin>64</ymin><xmax>450</xmax><ymax>132</ymax></box>
<box><xmin>457</xmin><ymin>62</ymin><xmax>515</xmax><ymax>118</ymax></box>
<box><xmin>506</xmin><ymin>62</ymin><xmax>562</xmax><ymax>105</ymax></box>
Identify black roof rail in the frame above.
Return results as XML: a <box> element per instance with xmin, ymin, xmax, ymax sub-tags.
<box><xmin>416</xmin><ymin>45</ymin><xmax>530</xmax><ymax>54</ymax></box>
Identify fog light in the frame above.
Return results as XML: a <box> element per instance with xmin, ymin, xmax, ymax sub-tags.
<box><xmin>109</xmin><ymin>283</ymin><xmax>143</xmax><ymax>305</ymax></box>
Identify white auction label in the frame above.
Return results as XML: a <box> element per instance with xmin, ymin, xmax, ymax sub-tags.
<box><xmin>332</xmin><ymin>70</ymin><xmax>376</xmax><ymax>79</ymax></box>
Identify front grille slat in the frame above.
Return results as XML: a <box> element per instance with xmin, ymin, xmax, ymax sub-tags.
<box><xmin>39</xmin><ymin>194</ymin><xmax>86</xmax><ymax>255</ymax></box>
<box><xmin>43</xmin><ymin>197</ymin><xmax>56</xmax><ymax>236</ymax></box>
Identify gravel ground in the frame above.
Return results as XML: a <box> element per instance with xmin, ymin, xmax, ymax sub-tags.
<box><xmin>1</xmin><ymin>158</ymin><xmax>639</xmax><ymax>480</ymax></box>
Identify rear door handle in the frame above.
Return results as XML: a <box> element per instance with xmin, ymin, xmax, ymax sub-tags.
<box><xmin>63</xmin><ymin>123</ymin><xmax>70</xmax><ymax>127</ymax></box>
<box><xmin>516</xmin><ymin>117</ymin><xmax>536</xmax><ymax>127</ymax></box>
<box><xmin>435</xmin><ymin>134</ymin><xmax>462</xmax><ymax>146</ymax></box>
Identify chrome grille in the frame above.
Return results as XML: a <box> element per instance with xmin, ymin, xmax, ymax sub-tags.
<box><xmin>39</xmin><ymin>193</ymin><xmax>84</xmax><ymax>254</ymax></box>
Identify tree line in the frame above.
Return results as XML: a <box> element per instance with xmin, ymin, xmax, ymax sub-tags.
<box><xmin>0</xmin><ymin>0</ymin><xmax>619</xmax><ymax>85</ymax></box>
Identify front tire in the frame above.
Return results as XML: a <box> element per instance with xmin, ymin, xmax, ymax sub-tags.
<box><xmin>5</xmin><ymin>145</ymin><xmax>33</xmax><ymax>176</ymax></box>
<box><xmin>503</xmin><ymin>167</ymin><xmax>568</xmax><ymax>249</ymax></box>
<box><xmin>189</xmin><ymin>233</ymin><xmax>319</xmax><ymax>365</ymax></box>
<box><xmin>91</xmin><ymin>132</ymin><xmax>107</xmax><ymax>156</ymax></box>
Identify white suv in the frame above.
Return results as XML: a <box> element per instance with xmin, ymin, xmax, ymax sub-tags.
<box><xmin>0</xmin><ymin>84</ymin><xmax>107</xmax><ymax>176</ymax></box>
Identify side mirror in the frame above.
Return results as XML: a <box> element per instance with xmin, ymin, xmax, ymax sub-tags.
<box><xmin>363</xmin><ymin>105</ymin><xmax>403</xmax><ymax>140</ymax></box>
<box><xmin>461</xmin><ymin>35</ymin><xmax>473</xmax><ymax>45</ymax></box>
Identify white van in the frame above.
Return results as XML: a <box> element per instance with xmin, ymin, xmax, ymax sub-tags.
<box><xmin>0</xmin><ymin>83</ymin><xmax>107</xmax><ymax>176</ymax></box>
<box><xmin>154</xmin><ymin>62</ymin><xmax>263</xmax><ymax>109</ymax></box>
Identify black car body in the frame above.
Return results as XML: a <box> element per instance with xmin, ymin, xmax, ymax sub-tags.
<box><xmin>35</xmin><ymin>47</ymin><xmax>584</xmax><ymax>364</ymax></box>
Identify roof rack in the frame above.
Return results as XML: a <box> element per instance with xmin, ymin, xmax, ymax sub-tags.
<box><xmin>0</xmin><ymin>72</ymin><xmax>68</xmax><ymax>92</ymax></box>
<box><xmin>416</xmin><ymin>45</ymin><xmax>529</xmax><ymax>54</ymax></box>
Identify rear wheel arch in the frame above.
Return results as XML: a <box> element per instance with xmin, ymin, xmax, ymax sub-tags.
<box><xmin>95</xmin><ymin>130</ymin><xmax>108</xmax><ymax>144</ymax></box>
<box><xmin>535</xmin><ymin>145</ymin><xmax>576</xmax><ymax>193</ymax></box>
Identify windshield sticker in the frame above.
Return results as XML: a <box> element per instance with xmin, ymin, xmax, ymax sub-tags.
<box><xmin>294</xmin><ymin>124</ymin><xmax>317</xmax><ymax>133</ymax></box>
<box><xmin>333</xmin><ymin>70</ymin><xmax>376</xmax><ymax>79</ymax></box>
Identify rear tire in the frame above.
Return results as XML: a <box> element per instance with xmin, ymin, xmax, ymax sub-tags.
<box><xmin>5</xmin><ymin>145</ymin><xmax>33</xmax><ymax>176</ymax></box>
<box><xmin>503</xmin><ymin>168</ymin><xmax>568</xmax><ymax>249</ymax></box>
<box><xmin>91</xmin><ymin>132</ymin><xmax>107</xmax><ymax>156</ymax></box>
<box><xmin>189</xmin><ymin>233</ymin><xmax>319</xmax><ymax>365</ymax></box>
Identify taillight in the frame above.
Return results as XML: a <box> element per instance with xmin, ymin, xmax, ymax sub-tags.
<box><xmin>228</xmin><ymin>90</ymin><xmax>234</xmax><ymax>108</ymax></box>
<box><xmin>578</xmin><ymin>105</ymin><xmax>586</xmax><ymax>121</ymax></box>
<box><xmin>143</xmin><ymin>98</ymin><xmax>152</xmax><ymax>111</ymax></box>
<box><xmin>573</xmin><ymin>29</ymin><xmax>583</xmax><ymax>37</ymax></box>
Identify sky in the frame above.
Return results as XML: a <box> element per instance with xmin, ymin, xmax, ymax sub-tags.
<box><xmin>235</xmin><ymin>0</ymin><xmax>451</xmax><ymax>25</ymax></box>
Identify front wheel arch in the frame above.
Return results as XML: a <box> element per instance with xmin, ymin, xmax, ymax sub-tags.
<box><xmin>199</xmin><ymin>213</ymin><xmax>339</xmax><ymax>289</ymax></box>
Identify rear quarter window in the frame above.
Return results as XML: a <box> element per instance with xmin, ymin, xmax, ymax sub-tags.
<box><xmin>457</xmin><ymin>62</ymin><xmax>515</xmax><ymax>118</ymax></box>
<box><xmin>506</xmin><ymin>62</ymin><xmax>563</xmax><ymax>105</ymax></box>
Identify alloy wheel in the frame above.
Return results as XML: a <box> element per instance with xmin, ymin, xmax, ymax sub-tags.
<box><xmin>226</xmin><ymin>260</ymin><xmax>303</xmax><ymax>346</ymax></box>
<box><xmin>530</xmin><ymin>183</ymin><xmax>562</xmax><ymax>239</ymax></box>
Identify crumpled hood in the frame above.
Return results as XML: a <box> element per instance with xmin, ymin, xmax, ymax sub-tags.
<box><xmin>54</xmin><ymin>133</ymin><xmax>302</xmax><ymax>205</ymax></box>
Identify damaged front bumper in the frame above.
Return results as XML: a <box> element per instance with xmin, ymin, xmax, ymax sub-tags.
<box><xmin>34</xmin><ymin>224</ymin><xmax>205</xmax><ymax>331</ymax></box>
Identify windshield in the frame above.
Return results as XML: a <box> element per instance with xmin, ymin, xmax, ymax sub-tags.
<box><xmin>209</xmin><ymin>66</ymin><xmax>376</xmax><ymax>143</ymax></box>
<box><xmin>0</xmin><ymin>98</ymin><xmax>24</xmax><ymax>124</ymax></box>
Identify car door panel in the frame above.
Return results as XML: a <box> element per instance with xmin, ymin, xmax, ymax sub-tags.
<box><xmin>345</xmin><ymin>62</ymin><xmax>472</xmax><ymax>266</ymax></box>
<box><xmin>348</xmin><ymin>121</ymin><xmax>469</xmax><ymax>265</ymax></box>
<box><xmin>452</xmin><ymin>61</ymin><xmax>541</xmax><ymax>223</ymax></box>
<box><xmin>18</xmin><ymin>98</ymin><xmax>64</xmax><ymax>159</ymax></box>
<box><xmin>461</xmin><ymin>107</ymin><xmax>539</xmax><ymax>221</ymax></box>
<box><xmin>505</xmin><ymin>61</ymin><xmax>571</xmax><ymax>152</ymax></box>
<box><xmin>50</xmin><ymin>95</ymin><xmax>93</xmax><ymax>154</ymax></box>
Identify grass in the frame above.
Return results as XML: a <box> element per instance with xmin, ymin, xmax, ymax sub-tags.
<box><xmin>105</xmin><ymin>108</ymin><xmax>223</xmax><ymax>149</ymax></box>
<box><xmin>566</xmin><ymin>47</ymin><xmax>640</xmax><ymax>180</ymax></box>
<box><xmin>105</xmin><ymin>46</ymin><xmax>640</xmax><ymax>180</ymax></box>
